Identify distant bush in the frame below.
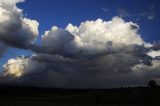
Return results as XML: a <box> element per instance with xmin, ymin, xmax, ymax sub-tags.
<box><xmin>148</xmin><ymin>80</ymin><xmax>159</xmax><ymax>88</ymax></box>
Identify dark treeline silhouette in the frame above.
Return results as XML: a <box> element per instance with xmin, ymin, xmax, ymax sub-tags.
<box><xmin>0</xmin><ymin>81</ymin><xmax>160</xmax><ymax>106</ymax></box>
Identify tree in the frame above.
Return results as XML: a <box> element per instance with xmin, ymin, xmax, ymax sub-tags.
<box><xmin>148</xmin><ymin>80</ymin><xmax>158</xmax><ymax>88</ymax></box>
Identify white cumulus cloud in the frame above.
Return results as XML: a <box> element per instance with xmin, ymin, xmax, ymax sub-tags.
<box><xmin>41</xmin><ymin>17</ymin><xmax>145</xmax><ymax>58</ymax></box>
<box><xmin>0</xmin><ymin>0</ymin><xmax>39</xmax><ymax>48</ymax></box>
<box><xmin>66</xmin><ymin>17</ymin><xmax>143</xmax><ymax>52</ymax></box>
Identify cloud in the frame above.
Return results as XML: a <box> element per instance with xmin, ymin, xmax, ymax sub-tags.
<box><xmin>102</xmin><ymin>8</ymin><xmax>109</xmax><ymax>13</ymax></box>
<box><xmin>147</xmin><ymin>50</ymin><xmax>160</xmax><ymax>58</ymax></box>
<box><xmin>1</xmin><ymin>17</ymin><xmax>160</xmax><ymax>88</ymax></box>
<box><xmin>132</xmin><ymin>60</ymin><xmax>160</xmax><ymax>79</ymax></box>
<box><xmin>0</xmin><ymin>0</ymin><xmax>24</xmax><ymax>5</ymax></box>
<box><xmin>115</xmin><ymin>3</ymin><xmax>158</xmax><ymax>21</ymax></box>
<box><xmin>139</xmin><ymin>3</ymin><xmax>157</xmax><ymax>21</ymax></box>
<box><xmin>0</xmin><ymin>41</ymin><xmax>7</xmax><ymax>57</ymax></box>
<box><xmin>151</xmin><ymin>41</ymin><xmax>160</xmax><ymax>51</ymax></box>
<box><xmin>0</xmin><ymin>52</ymin><xmax>157</xmax><ymax>88</ymax></box>
<box><xmin>0</xmin><ymin>0</ymin><xmax>39</xmax><ymax>49</ymax></box>
<box><xmin>39</xmin><ymin>17</ymin><xmax>145</xmax><ymax>58</ymax></box>
<box><xmin>41</xmin><ymin>26</ymin><xmax>74</xmax><ymax>57</ymax></box>
<box><xmin>2</xmin><ymin>56</ymin><xmax>44</xmax><ymax>77</ymax></box>
<box><xmin>66</xmin><ymin>17</ymin><xmax>143</xmax><ymax>46</ymax></box>
<box><xmin>0</xmin><ymin>0</ymin><xmax>160</xmax><ymax>88</ymax></box>
<box><xmin>116</xmin><ymin>8</ymin><xmax>131</xmax><ymax>18</ymax></box>
<box><xmin>139</xmin><ymin>12</ymin><xmax>155</xmax><ymax>21</ymax></box>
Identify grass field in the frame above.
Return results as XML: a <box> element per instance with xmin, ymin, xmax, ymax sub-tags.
<box><xmin>0</xmin><ymin>86</ymin><xmax>160</xmax><ymax>106</ymax></box>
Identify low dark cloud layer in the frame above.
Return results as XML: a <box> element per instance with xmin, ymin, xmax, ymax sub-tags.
<box><xmin>0</xmin><ymin>52</ymin><xmax>159</xmax><ymax>88</ymax></box>
<box><xmin>0</xmin><ymin>41</ymin><xmax>7</xmax><ymax>57</ymax></box>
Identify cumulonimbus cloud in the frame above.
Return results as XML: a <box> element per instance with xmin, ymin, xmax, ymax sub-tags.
<box><xmin>0</xmin><ymin>1</ymin><xmax>160</xmax><ymax>88</ymax></box>
<box><xmin>1</xmin><ymin>16</ymin><xmax>160</xmax><ymax>88</ymax></box>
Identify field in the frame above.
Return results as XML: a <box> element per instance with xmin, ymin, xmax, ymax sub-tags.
<box><xmin>0</xmin><ymin>86</ymin><xmax>160</xmax><ymax>106</ymax></box>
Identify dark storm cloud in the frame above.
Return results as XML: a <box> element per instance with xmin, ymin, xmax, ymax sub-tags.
<box><xmin>0</xmin><ymin>41</ymin><xmax>157</xmax><ymax>88</ymax></box>
<box><xmin>0</xmin><ymin>41</ymin><xmax>7</xmax><ymax>57</ymax></box>
<box><xmin>0</xmin><ymin>51</ymin><xmax>156</xmax><ymax>88</ymax></box>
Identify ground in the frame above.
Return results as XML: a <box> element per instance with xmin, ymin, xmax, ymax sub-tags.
<box><xmin>0</xmin><ymin>86</ymin><xmax>160</xmax><ymax>106</ymax></box>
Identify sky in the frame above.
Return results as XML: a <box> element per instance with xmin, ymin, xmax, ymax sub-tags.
<box><xmin>0</xmin><ymin>0</ymin><xmax>160</xmax><ymax>88</ymax></box>
<box><xmin>17</xmin><ymin>0</ymin><xmax>160</xmax><ymax>41</ymax></box>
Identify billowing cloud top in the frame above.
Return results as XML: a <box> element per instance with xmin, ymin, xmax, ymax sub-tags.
<box><xmin>66</xmin><ymin>17</ymin><xmax>143</xmax><ymax>46</ymax></box>
<box><xmin>0</xmin><ymin>1</ymin><xmax>160</xmax><ymax>88</ymax></box>
<box><xmin>66</xmin><ymin>17</ymin><xmax>144</xmax><ymax>55</ymax></box>
<box><xmin>0</xmin><ymin>0</ymin><xmax>39</xmax><ymax>48</ymax></box>
<box><xmin>41</xmin><ymin>17</ymin><xmax>147</xmax><ymax>58</ymax></box>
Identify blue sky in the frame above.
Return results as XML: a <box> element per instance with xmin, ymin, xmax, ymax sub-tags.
<box><xmin>1</xmin><ymin>0</ymin><xmax>160</xmax><ymax>69</ymax></box>
<box><xmin>17</xmin><ymin>0</ymin><xmax>160</xmax><ymax>41</ymax></box>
